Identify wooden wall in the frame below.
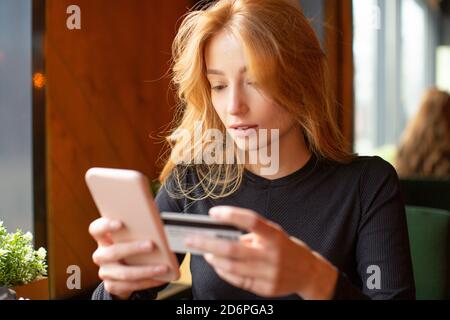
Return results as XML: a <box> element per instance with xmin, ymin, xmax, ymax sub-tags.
<box><xmin>324</xmin><ymin>0</ymin><xmax>354</xmax><ymax>149</ymax></box>
<box><xmin>45</xmin><ymin>0</ymin><xmax>190</xmax><ymax>299</ymax></box>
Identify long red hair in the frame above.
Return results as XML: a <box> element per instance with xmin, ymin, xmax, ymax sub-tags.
<box><xmin>158</xmin><ymin>0</ymin><xmax>354</xmax><ymax>200</ymax></box>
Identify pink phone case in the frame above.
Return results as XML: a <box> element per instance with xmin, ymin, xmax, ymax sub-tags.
<box><xmin>85</xmin><ymin>167</ymin><xmax>180</xmax><ymax>283</ymax></box>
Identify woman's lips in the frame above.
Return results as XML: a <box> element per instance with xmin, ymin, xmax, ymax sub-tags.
<box><xmin>229</xmin><ymin>125</ymin><xmax>259</xmax><ymax>137</ymax></box>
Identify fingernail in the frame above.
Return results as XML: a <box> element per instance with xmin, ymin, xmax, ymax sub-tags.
<box><xmin>209</xmin><ymin>208</ymin><xmax>221</xmax><ymax>218</ymax></box>
<box><xmin>204</xmin><ymin>253</ymin><xmax>213</xmax><ymax>262</ymax></box>
<box><xmin>140</xmin><ymin>241</ymin><xmax>152</xmax><ymax>249</ymax></box>
<box><xmin>110</xmin><ymin>220</ymin><xmax>121</xmax><ymax>230</ymax></box>
<box><xmin>184</xmin><ymin>236</ymin><xmax>195</xmax><ymax>246</ymax></box>
<box><xmin>155</xmin><ymin>265</ymin><xmax>168</xmax><ymax>273</ymax></box>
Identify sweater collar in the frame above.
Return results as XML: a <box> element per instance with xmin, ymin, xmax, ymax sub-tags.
<box><xmin>243</xmin><ymin>153</ymin><xmax>318</xmax><ymax>188</ymax></box>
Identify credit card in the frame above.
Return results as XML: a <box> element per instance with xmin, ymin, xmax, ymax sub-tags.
<box><xmin>161</xmin><ymin>212</ymin><xmax>245</xmax><ymax>254</ymax></box>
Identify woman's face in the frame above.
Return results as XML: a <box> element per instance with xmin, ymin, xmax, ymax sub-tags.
<box><xmin>204</xmin><ymin>29</ymin><xmax>299</xmax><ymax>152</ymax></box>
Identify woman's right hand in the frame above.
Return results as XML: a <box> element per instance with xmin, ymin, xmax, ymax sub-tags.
<box><xmin>89</xmin><ymin>217</ymin><xmax>169</xmax><ymax>300</ymax></box>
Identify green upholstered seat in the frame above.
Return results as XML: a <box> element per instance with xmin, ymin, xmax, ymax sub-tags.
<box><xmin>405</xmin><ymin>206</ymin><xmax>450</xmax><ymax>299</ymax></box>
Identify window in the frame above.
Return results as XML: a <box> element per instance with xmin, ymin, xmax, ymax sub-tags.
<box><xmin>0</xmin><ymin>0</ymin><xmax>33</xmax><ymax>233</ymax></box>
<box><xmin>353</xmin><ymin>0</ymin><xmax>437</xmax><ymax>160</ymax></box>
<box><xmin>0</xmin><ymin>0</ymin><xmax>46</xmax><ymax>248</ymax></box>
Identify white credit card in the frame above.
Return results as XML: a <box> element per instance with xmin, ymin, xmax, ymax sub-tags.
<box><xmin>161</xmin><ymin>212</ymin><xmax>245</xmax><ymax>255</ymax></box>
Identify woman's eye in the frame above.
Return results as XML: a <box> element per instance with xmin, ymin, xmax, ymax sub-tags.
<box><xmin>211</xmin><ymin>85</ymin><xmax>226</xmax><ymax>91</ymax></box>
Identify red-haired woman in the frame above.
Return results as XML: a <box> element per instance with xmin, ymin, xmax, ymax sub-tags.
<box><xmin>90</xmin><ymin>0</ymin><xmax>415</xmax><ymax>300</ymax></box>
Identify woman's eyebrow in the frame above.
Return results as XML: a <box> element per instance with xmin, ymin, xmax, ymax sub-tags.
<box><xmin>206</xmin><ymin>67</ymin><xmax>247</xmax><ymax>75</ymax></box>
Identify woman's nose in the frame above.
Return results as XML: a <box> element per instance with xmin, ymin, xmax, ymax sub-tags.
<box><xmin>227</xmin><ymin>85</ymin><xmax>249</xmax><ymax>115</ymax></box>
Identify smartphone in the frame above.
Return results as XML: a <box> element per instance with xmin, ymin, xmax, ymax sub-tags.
<box><xmin>85</xmin><ymin>167</ymin><xmax>180</xmax><ymax>282</ymax></box>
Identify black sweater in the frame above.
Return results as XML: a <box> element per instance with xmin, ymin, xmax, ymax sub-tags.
<box><xmin>92</xmin><ymin>155</ymin><xmax>416</xmax><ymax>300</ymax></box>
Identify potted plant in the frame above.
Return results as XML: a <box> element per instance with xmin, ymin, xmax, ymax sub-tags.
<box><xmin>0</xmin><ymin>221</ymin><xmax>48</xmax><ymax>300</ymax></box>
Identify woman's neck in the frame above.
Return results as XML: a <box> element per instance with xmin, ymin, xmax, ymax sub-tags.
<box><xmin>244</xmin><ymin>125</ymin><xmax>311</xmax><ymax>180</ymax></box>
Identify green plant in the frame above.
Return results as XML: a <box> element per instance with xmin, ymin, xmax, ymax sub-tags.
<box><xmin>0</xmin><ymin>221</ymin><xmax>47</xmax><ymax>288</ymax></box>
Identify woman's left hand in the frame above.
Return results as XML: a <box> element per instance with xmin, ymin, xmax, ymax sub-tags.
<box><xmin>184</xmin><ymin>206</ymin><xmax>338</xmax><ymax>299</ymax></box>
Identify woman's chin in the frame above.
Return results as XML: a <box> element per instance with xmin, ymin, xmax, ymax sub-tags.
<box><xmin>234</xmin><ymin>140</ymin><xmax>271</xmax><ymax>153</ymax></box>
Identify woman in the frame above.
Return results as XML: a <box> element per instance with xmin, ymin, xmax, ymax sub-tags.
<box><xmin>90</xmin><ymin>0</ymin><xmax>415</xmax><ymax>300</ymax></box>
<box><xmin>396</xmin><ymin>88</ymin><xmax>450</xmax><ymax>178</ymax></box>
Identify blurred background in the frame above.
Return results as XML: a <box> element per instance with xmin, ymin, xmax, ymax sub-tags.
<box><xmin>0</xmin><ymin>0</ymin><xmax>449</xmax><ymax>299</ymax></box>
